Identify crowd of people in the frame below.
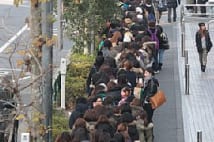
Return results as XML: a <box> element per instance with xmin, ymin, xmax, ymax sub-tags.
<box><xmin>55</xmin><ymin>0</ymin><xmax>179</xmax><ymax>141</ymax></box>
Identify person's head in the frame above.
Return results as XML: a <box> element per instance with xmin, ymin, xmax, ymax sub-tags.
<box><xmin>145</xmin><ymin>0</ymin><xmax>152</xmax><ymax>4</ymax></box>
<box><xmin>107</xmin><ymin>80</ymin><xmax>118</xmax><ymax>91</ymax></box>
<box><xmin>83</xmin><ymin>109</ymin><xmax>98</xmax><ymax>122</ymax></box>
<box><xmin>120</xmin><ymin>103</ymin><xmax>132</xmax><ymax>114</ymax></box>
<box><xmin>76</xmin><ymin>97</ymin><xmax>87</xmax><ymax>105</ymax></box>
<box><xmin>148</xmin><ymin>21</ymin><xmax>156</xmax><ymax>29</ymax></box>
<box><xmin>104</xmin><ymin>39</ymin><xmax>112</xmax><ymax>49</ymax></box>
<box><xmin>93</xmin><ymin>96</ymin><xmax>103</xmax><ymax>108</ymax></box>
<box><xmin>198</xmin><ymin>22</ymin><xmax>206</xmax><ymax>31</ymax></box>
<box><xmin>95</xmin><ymin>55</ymin><xmax>104</xmax><ymax>67</ymax></box>
<box><xmin>144</xmin><ymin>67</ymin><xmax>154</xmax><ymax>78</ymax></box>
<box><xmin>103</xmin><ymin>96</ymin><xmax>114</xmax><ymax>106</ymax></box>
<box><xmin>97</xmin><ymin>114</ymin><xmax>109</xmax><ymax>123</ymax></box>
<box><xmin>120</xmin><ymin>87</ymin><xmax>131</xmax><ymax>98</ymax></box>
<box><xmin>120</xmin><ymin>112</ymin><xmax>134</xmax><ymax>123</ymax></box>
<box><xmin>123</xmin><ymin>60</ymin><xmax>133</xmax><ymax>70</ymax></box>
<box><xmin>93</xmin><ymin>105</ymin><xmax>108</xmax><ymax>117</ymax></box>
<box><xmin>113</xmin><ymin>132</ymin><xmax>125</xmax><ymax>142</ymax></box>
<box><xmin>71</xmin><ymin>127</ymin><xmax>90</xmax><ymax>142</ymax></box>
<box><xmin>74</xmin><ymin>118</ymin><xmax>87</xmax><ymax>129</ymax></box>
<box><xmin>55</xmin><ymin>131</ymin><xmax>72</xmax><ymax>142</ymax></box>
<box><xmin>93</xmin><ymin>130</ymin><xmax>111</xmax><ymax>142</ymax></box>
<box><xmin>130</xmin><ymin>98</ymin><xmax>141</xmax><ymax>106</ymax></box>
<box><xmin>117</xmin><ymin>74</ymin><xmax>128</xmax><ymax>86</ymax></box>
<box><xmin>117</xmin><ymin>122</ymin><xmax>128</xmax><ymax>132</ymax></box>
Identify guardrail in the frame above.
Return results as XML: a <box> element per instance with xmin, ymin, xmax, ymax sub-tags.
<box><xmin>182</xmin><ymin>4</ymin><xmax>214</xmax><ymax>17</ymax></box>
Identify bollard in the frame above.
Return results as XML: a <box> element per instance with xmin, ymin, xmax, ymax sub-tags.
<box><xmin>181</xmin><ymin>32</ymin><xmax>185</xmax><ymax>57</ymax></box>
<box><xmin>197</xmin><ymin>131</ymin><xmax>202</xmax><ymax>142</ymax></box>
<box><xmin>185</xmin><ymin>64</ymin><xmax>190</xmax><ymax>95</ymax></box>
<box><xmin>184</xmin><ymin>50</ymin><xmax>188</xmax><ymax>65</ymax></box>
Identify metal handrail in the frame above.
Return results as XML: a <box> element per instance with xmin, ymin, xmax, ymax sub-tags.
<box><xmin>182</xmin><ymin>4</ymin><xmax>214</xmax><ymax>16</ymax></box>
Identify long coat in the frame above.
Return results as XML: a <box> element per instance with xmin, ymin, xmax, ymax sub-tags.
<box><xmin>167</xmin><ymin>0</ymin><xmax>178</xmax><ymax>8</ymax></box>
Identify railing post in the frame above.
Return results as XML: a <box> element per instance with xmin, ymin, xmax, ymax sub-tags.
<box><xmin>197</xmin><ymin>131</ymin><xmax>202</xmax><ymax>142</ymax></box>
<box><xmin>185</xmin><ymin>64</ymin><xmax>190</xmax><ymax>95</ymax></box>
<box><xmin>184</xmin><ymin>50</ymin><xmax>188</xmax><ymax>65</ymax></box>
<box><xmin>181</xmin><ymin>7</ymin><xmax>185</xmax><ymax>57</ymax></box>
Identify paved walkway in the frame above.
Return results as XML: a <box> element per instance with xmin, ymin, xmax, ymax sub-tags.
<box><xmin>178</xmin><ymin>16</ymin><xmax>214</xmax><ymax>142</ymax></box>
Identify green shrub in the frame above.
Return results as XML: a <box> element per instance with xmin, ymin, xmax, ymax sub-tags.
<box><xmin>52</xmin><ymin>109</ymin><xmax>70</xmax><ymax>141</ymax></box>
<box><xmin>65</xmin><ymin>54</ymin><xmax>95</xmax><ymax>109</ymax></box>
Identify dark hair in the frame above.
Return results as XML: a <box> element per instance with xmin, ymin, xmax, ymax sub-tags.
<box><xmin>107</xmin><ymin>81</ymin><xmax>117</xmax><ymax>91</ymax></box>
<box><xmin>55</xmin><ymin>131</ymin><xmax>72</xmax><ymax>142</ymax></box>
<box><xmin>142</xmin><ymin>35</ymin><xmax>152</xmax><ymax>43</ymax></box>
<box><xmin>92</xmin><ymin>130</ymin><xmax>112</xmax><ymax>142</ymax></box>
<box><xmin>104</xmin><ymin>40</ymin><xmax>112</xmax><ymax>49</ymax></box>
<box><xmin>74</xmin><ymin>118</ymin><xmax>87</xmax><ymax>129</ymax></box>
<box><xmin>145</xmin><ymin>67</ymin><xmax>154</xmax><ymax>75</ymax></box>
<box><xmin>71</xmin><ymin>127</ymin><xmax>90</xmax><ymax>142</ymax></box>
<box><xmin>123</xmin><ymin>60</ymin><xmax>133</xmax><ymax>70</ymax></box>
<box><xmin>130</xmin><ymin>98</ymin><xmax>141</xmax><ymax>106</ymax></box>
<box><xmin>84</xmin><ymin>109</ymin><xmax>98</xmax><ymax>122</ymax></box>
<box><xmin>117</xmin><ymin>74</ymin><xmax>128</xmax><ymax>85</ymax></box>
<box><xmin>95</xmin><ymin>55</ymin><xmax>104</xmax><ymax>67</ymax></box>
<box><xmin>120</xmin><ymin>103</ymin><xmax>132</xmax><ymax>114</ymax></box>
<box><xmin>117</xmin><ymin>122</ymin><xmax>128</xmax><ymax>132</ymax></box>
<box><xmin>103</xmin><ymin>96</ymin><xmax>114</xmax><ymax>106</ymax></box>
<box><xmin>97</xmin><ymin>114</ymin><xmax>109</xmax><ymax>123</ymax></box>
<box><xmin>120</xmin><ymin>112</ymin><xmax>134</xmax><ymax>123</ymax></box>
<box><xmin>93</xmin><ymin>105</ymin><xmax>109</xmax><ymax>117</ymax></box>
<box><xmin>76</xmin><ymin>97</ymin><xmax>87</xmax><ymax>104</ymax></box>
<box><xmin>113</xmin><ymin>132</ymin><xmax>125</xmax><ymax>142</ymax></box>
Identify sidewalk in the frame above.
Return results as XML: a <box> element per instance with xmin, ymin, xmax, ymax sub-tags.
<box><xmin>178</xmin><ymin>18</ymin><xmax>214</xmax><ymax>142</ymax></box>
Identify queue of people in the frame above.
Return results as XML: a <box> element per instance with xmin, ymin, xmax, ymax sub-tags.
<box><xmin>56</xmin><ymin>0</ymin><xmax>174</xmax><ymax>141</ymax></box>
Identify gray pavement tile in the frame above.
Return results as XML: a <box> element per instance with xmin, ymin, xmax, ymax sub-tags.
<box><xmin>178</xmin><ymin>20</ymin><xmax>214</xmax><ymax>142</ymax></box>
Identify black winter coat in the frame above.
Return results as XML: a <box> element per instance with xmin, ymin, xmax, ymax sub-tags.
<box><xmin>195</xmin><ymin>30</ymin><xmax>213</xmax><ymax>53</ymax></box>
<box><xmin>140</xmin><ymin>78</ymin><xmax>159</xmax><ymax>104</ymax></box>
<box><xmin>95</xmin><ymin>122</ymin><xmax>116</xmax><ymax>137</ymax></box>
<box><xmin>69</xmin><ymin>103</ymin><xmax>88</xmax><ymax>129</ymax></box>
<box><xmin>167</xmin><ymin>0</ymin><xmax>178</xmax><ymax>8</ymax></box>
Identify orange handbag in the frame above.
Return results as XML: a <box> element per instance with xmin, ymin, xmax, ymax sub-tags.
<box><xmin>149</xmin><ymin>90</ymin><xmax>166</xmax><ymax>109</ymax></box>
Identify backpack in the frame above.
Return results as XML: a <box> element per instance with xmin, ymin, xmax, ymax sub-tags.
<box><xmin>148</xmin><ymin>28</ymin><xmax>159</xmax><ymax>49</ymax></box>
<box><xmin>148</xmin><ymin>13</ymin><xmax>156</xmax><ymax>22</ymax></box>
<box><xmin>160</xmin><ymin>32</ymin><xmax>168</xmax><ymax>44</ymax></box>
<box><xmin>160</xmin><ymin>32</ymin><xmax>170</xmax><ymax>50</ymax></box>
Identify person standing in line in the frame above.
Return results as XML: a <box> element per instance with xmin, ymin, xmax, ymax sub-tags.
<box><xmin>195</xmin><ymin>22</ymin><xmax>213</xmax><ymax>72</ymax></box>
<box><xmin>140</xmin><ymin>67</ymin><xmax>159</xmax><ymax>123</ymax></box>
<box><xmin>166</xmin><ymin>0</ymin><xmax>178</xmax><ymax>23</ymax></box>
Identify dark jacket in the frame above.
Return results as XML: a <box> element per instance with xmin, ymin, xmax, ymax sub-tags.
<box><xmin>167</xmin><ymin>0</ymin><xmax>178</xmax><ymax>8</ymax></box>
<box><xmin>95</xmin><ymin>122</ymin><xmax>116</xmax><ymax>137</ymax></box>
<box><xmin>128</xmin><ymin>123</ymin><xmax>139</xmax><ymax>141</ymax></box>
<box><xmin>141</xmin><ymin>78</ymin><xmax>159</xmax><ymax>104</ymax></box>
<box><xmin>195</xmin><ymin>30</ymin><xmax>213</xmax><ymax>53</ymax></box>
<box><xmin>71</xmin><ymin>127</ymin><xmax>90</xmax><ymax>141</ymax></box>
<box><xmin>105</xmin><ymin>87</ymin><xmax>122</xmax><ymax>105</ymax></box>
<box><xmin>69</xmin><ymin>103</ymin><xmax>88</xmax><ymax>129</ymax></box>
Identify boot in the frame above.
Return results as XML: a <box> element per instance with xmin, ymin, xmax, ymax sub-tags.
<box><xmin>158</xmin><ymin>63</ymin><xmax>163</xmax><ymax>70</ymax></box>
<box><xmin>201</xmin><ymin>65</ymin><xmax>206</xmax><ymax>72</ymax></box>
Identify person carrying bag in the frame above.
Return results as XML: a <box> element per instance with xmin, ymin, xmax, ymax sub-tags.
<box><xmin>140</xmin><ymin>67</ymin><xmax>159</xmax><ymax>123</ymax></box>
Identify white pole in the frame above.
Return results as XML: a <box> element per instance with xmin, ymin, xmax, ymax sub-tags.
<box><xmin>57</xmin><ymin>0</ymin><xmax>63</xmax><ymax>49</ymax></box>
<box><xmin>61</xmin><ymin>74</ymin><xmax>66</xmax><ymax>109</ymax></box>
<box><xmin>60</xmin><ymin>58</ymin><xmax>67</xmax><ymax>109</ymax></box>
